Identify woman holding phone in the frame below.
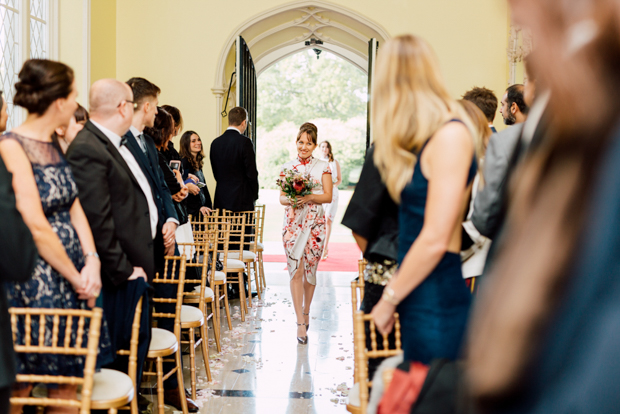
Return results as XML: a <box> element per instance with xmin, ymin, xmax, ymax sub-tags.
<box><xmin>180</xmin><ymin>130</ymin><xmax>213</xmax><ymax>219</ymax></box>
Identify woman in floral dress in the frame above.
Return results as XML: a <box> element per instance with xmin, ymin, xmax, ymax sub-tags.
<box><xmin>280</xmin><ymin>123</ymin><xmax>333</xmax><ymax>344</ymax></box>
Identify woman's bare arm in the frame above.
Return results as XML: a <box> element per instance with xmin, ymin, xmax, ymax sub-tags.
<box><xmin>70</xmin><ymin>198</ymin><xmax>101</xmax><ymax>304</ymax></box>
<box><xmin>335</xmin><ymin>160</ymin><xmax>343</xmax><ymax>186</ymax></box>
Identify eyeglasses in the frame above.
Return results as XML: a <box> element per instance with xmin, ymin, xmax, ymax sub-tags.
<box><xmin>117</xmin><ymin>99</ymin><xmax>138</xmax><ymax>110</ymax></box>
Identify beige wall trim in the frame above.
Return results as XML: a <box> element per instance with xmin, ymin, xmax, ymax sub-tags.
<box><xmin>49</xmin><ymin>0</ymin><xmax>59</xmax><ymax>60</ymax></box>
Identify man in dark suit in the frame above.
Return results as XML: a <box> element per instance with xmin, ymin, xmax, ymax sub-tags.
<box><xmin>210</xmin><ymin>106</ymin><xmax>259</xmax><ymax>212</ymax></box>
<box><xmin>66</xmin><ymin>79</ymin><xmax>154</xmax><ymax>397</ymax></box>
<box><xmin>0</xmin><ymin>91</ymin><xmax>37</xmax><ymax>414</ymax></box>
<box><xmin>123</xmin><ymin>77</ymin><xmax>198</xmax><ymax>411</ymax></box>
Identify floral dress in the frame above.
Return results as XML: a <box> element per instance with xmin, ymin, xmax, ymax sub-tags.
<box><xmin>1</xmin><ymin>132</ymin><xmax>112</xmax><ymax>377</ymax></box>
<box><xmin>281</xmin><ymin>156</ymin><xmax>332</xmax><ymax>285</ymax></box>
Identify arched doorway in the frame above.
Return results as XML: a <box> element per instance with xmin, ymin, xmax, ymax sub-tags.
<box><xmin>211</xmin><ymin>0</ymin><xmax>390</xmax><ymax>135</ymax></box>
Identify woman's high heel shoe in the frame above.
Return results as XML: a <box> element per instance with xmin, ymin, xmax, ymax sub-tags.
<box><xmin>303</xmin><ymin>312</ymin><xmax>310</xmax><ymax>331</ymax></box>
<box><xmin>296</xmin><ymin>323</ymin><xmax>308</xmax><ymax>345</ymax></box>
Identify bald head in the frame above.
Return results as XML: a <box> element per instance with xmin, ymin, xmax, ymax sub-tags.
<box><xmin>88</xmin><ymin>79</ymin><xmax>134</xmax><ymax>136</ymax></box>
<box><xmin>89</xmin><ymin>79</ymin><xmax>132</xmax><ymax>117</ymax></box>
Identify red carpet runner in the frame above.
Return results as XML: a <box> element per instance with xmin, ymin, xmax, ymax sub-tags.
<box><xmin>263</xmin><ymin>242</ymin><xmax>362</xmax><ymax>272</ymax></box>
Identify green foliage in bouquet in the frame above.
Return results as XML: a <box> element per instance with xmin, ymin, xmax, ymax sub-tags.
<box><xmin>276</xmin><ymin>169</ymin><xmax>320</xmax><ymax>208</ymax></box>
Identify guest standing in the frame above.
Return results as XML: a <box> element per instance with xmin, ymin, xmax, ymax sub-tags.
<box><xmin>0</xmin><ymin>60</ymin><xmax>110</xmax><ymax>412</ymax></box>
<box><xmin>462</xmin><ymin>87</ymin><xmax>499</xmax><ymax>133</ymax></box>
<box><xmin>66</xmin><ymin>78</ymin><xmax>153</xmax><ymax>404</ymax></box>
<box><xmin>0</xmin><ymin>90</ymin><xmax>37</xmax><ymax>414</ymax></box>
<box><xmin>341</xmin><ymin>144</ymin><xmax>399</xmax><ymax>379</ymax></box>
<box><xmin>53</xmin><ymin>104</ymin><xmax>88</xmax><ymax>153</ymax></box>
<box><xmin>370</xmin><ymin>35</ymin><xmax>477</xmax><ymax>364</ymax></box>
<box><xmin>280</xmin><ymin>123</ymin><xmax>333</xmax><ymax>344</ymax></box>
<box><xmin>180</xmin><ymin>130</ymin><xmax>213</xmax><ymax>219</ymax></box>
<box><xmin>319</xmin><ymin>140</ymin><xmax>341</xmax><ymax>260</ymax></box>
<box><xmin>210</xmin><ymin>106</ymin><xmax>259</xmax><ymax>212</ymax></box>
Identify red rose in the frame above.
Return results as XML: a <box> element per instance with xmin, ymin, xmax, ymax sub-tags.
<box><xmin>293</xmin><ymin>180</ymin><xmax>304</xmax><ymax>193</ymax></box>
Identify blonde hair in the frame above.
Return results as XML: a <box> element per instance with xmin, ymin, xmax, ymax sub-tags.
<box><xmin>372</xmin><ymin>34</ymin><xmax>474</xmax><ymax>202</ymax></box>
<box><xmin>458</xmin><ymin>99</ymin><xmax>491</xmax><ymax>156</ymax></box>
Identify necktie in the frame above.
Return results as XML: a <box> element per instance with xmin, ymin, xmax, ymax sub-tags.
<box><xmin>137</xmin><ymin>134</ymin><xmax>147</xmax><ymax>155</ymax></box>
<box><xmin>120</xmin><ymin>136</ymin><xmax>128</xmax><ymax>147</ymax></box>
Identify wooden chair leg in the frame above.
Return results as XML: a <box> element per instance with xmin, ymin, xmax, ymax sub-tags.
<box><xmin>253</xmin><ymin>261</ymin><xmax>262</xmax><ymax>300</ymax></box>
<box><xmin>210</xmin><ymin>300</ymin><xmax>221</xmax><ymax>353</ymax></box>
<box><xmin>246</xmin><ymin>265</ymin><xmax>253</xmax><ymax>310</ymax></box>
<box><xmin>223</xmin><ymin>284</ymin><xmax>233</xmax><ymax>330</ymax></box>
<box><xmin>156</xmin><ymin>357</ymin><xmax>165</xmax><ymax>414</ymax></box>
<box><xmin>108</xmin><ymin>409</ymin><xmax>118</xmax><ymax>414</ymax></box>
<box><xmin>200</xmin><ymin>322</ymin><xmax>213</xmax><ymax>382</ymax></box>
<box><xmin>174</xmin><ymin>344</ymin><xmax>189</xmax><ymax>414</ymax></box>
<box><xmin>189</xmin><ymin>327</ymin><xmax>196</xmax><ymax>400</ymax></box>
<box><xmin>214</xmin><ymin>284</ymin><xmax>222</xmax><ymax>328</ymax></box>
<box><xmin>259</xmin><ymin>252</ymin><xmax>266</xmax><ymax>289</ymax></box>
<box><xmin>238</xmin><ymin>272</ymin><xmax>246</xmax><ymax>321</ymax></box>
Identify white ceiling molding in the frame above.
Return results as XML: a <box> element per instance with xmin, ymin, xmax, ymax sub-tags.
<box><xmin>213</xmin><ymin>0</ymin><xmax>391</xmax><ymax>90</ymax></box>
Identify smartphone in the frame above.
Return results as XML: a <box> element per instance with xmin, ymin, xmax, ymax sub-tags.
<box><xmin>169</xmin><ymin>160</ymin><xmax>181</xmax><ymax>171</ymax></box>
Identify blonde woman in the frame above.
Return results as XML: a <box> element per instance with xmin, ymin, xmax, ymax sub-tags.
<box><xmin>370</xmin><ymin>35</ymin><xmax>478</xmax><ymax>364</ymax></box>
<box><xmin>280</xmin><ymin>123</ymin><xmax>333</xmax><ymax>344</ymax></box>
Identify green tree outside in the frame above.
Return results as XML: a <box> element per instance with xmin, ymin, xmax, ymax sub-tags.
<box><xmin>257</xmin><ymin>50</ymin><xmax>368</xmax><ymax>190</ymax></box>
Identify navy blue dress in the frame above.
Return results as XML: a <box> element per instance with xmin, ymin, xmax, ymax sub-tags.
<box><xmin>397</xmin><ymin>121</ymin><xmax>476</xmax><ymax>363</ymax></box>
<box><xmin>1</xmin><ymin>132</ymin><xmax>112</xmax><ymax>377</ymax></box>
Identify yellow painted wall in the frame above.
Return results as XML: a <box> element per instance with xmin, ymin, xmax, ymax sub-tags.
<box><xmin>58</xmin><ymin>0</ymin><xmax>87</xmax><ymax>105</ymax></box>
<box><xmin>90</xmin><ymin>0</ymin><xmax>116</xmax><ymax>82</ymax></box>
<box><xmin>57</xmin><ymin>0</ymin><xmax>510</xmax><ymax>188</ymax></box>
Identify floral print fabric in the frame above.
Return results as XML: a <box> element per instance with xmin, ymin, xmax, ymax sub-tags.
<box><xmin>281</xmin><ymin>157</ymin><xmax>331</xmax><ymax>285</ymax></box>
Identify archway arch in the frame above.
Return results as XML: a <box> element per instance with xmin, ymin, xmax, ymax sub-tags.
<box><xmin>211</xmin><ymin>0</ymin><xmax>390</xmax><ymax>134</ymax></box>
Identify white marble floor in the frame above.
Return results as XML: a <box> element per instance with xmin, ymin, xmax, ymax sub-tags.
<box><xmin>145</xmin><ymin>262</ymin><xmax>357</xmax><ymax>413</ymax></box>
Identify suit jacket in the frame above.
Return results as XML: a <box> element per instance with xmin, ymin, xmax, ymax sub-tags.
<box><xmin>123</xmin><ymin>130</ymin><xmax>178</xmax><ymax>227</ymax></box>
<box><xmin>210</xmin><ymin>129</ymin><xmax>259</xmax><ymax>212</ymax></box>
<box><xmin>471</xmin><ymin>123</ymin><xmax>524</xmax><ymax>239</ymax></box>
<box><xmin>66</xmin><ymin>121</ymin><xmax>155</xmax><ymax>285</ymax></box>
<box><xmin>0</xmin><ymin>157</ymin><xmax>37</xmax><ymax>389</ymax></box>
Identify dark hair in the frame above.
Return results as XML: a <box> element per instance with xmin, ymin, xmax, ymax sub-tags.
<box><xmin>506</xmin><ymin>84</ymin><xmax>528</xmax><ymax>115</ymax></box>
<box><xmin>0</xmin><ymin>90</ymin><xmax>4</xmax><ymax>112</ymax></box>
<box><xmin>462</xmin><ymin>87</ymin><xmax>498</xmax><ymax>122</ymax></box>
<box><xmin>144</xmin><ymin>107</ymin><xmax>174</xmax><ymax>148</ymax></box>
<box><xmin>161</xmin><ymin>104</ymin><xmax>183</xmax><ymax>132</ymax></box>
<box><xmin>297</xmin><ymin>122</ymin><xmax>318</xmax><ymax>145</ymax></box>
<box><xmin>14</xmin><ymin>59</ymin><xmax>74</xmax><ymax>115</ymax></box>
<box><xmin>320</xmin><ymin>140</ymin><xmax>334</xmax><ymax>162</ymax></box>
<box><xmin>126</xmin><ymin>77</ymin><xmax>161</xmax><ymax>109</ymax></box>
<box><xmin>179</xmin><ymin>130</ymin><xmax>204</xmax><ymax>172</ymax></box>
<box><xmin>74</xmin><ymin>104</ymin><xmax>89</xmax><ymax>123</ymax></box>
<box><xmin>228</xmin><ymin>107</ymin><xmax>247</xmax><ymax>126</ymax></box>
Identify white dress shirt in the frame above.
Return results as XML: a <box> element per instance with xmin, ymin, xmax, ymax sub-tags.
<box><xmin>90</xmin><ymin>120</ymin><xmax>158</xmax><ymax>239</ymax></box>
<box><xmin>226</xmin><ymin>126</ymin><xmax>243</xmax><ymax>134</ymax></box>
<box><xmin>128</xmin><ymin>125</ymin><xmax>179</xmax><ymax>226</ymax></box>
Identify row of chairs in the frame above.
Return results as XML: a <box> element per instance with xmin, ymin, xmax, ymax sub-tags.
<box><xmin>8</xmin><ymin>205</ymin><xmax>268</xmax><ymax>414</ymax></box>
<box><xmin>347</xmin><ymin>260</ymin><xmax>403</xmax><ymax>414</ymax></box>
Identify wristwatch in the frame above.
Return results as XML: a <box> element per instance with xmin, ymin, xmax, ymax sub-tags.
<box><xmin>382</xmin><ymin>286</ymin><xmax>400</xmax><ymax>306</ymax></box>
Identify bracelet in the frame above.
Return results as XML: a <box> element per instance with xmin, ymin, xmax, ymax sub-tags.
<box><xmin>382</xmin><ymin>286</ymin><xmax>400</xmax><ymax>306</ymax></box>
<box><xmin>84</xmin><ymin>252</ymin><xmax>100</xmax><ymax>260</ymax></box>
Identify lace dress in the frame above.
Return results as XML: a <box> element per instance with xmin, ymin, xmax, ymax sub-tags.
<box><xmin>281</xmin><ymin>156</ymin><xmax>331</xmax><ymax>285</ymax></box>
<box><xmin>1</xmin><ymin>132</ymin><xmax>112</xmax><ymax>377</ymax></box>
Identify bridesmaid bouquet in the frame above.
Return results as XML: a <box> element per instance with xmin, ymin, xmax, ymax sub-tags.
<box><xmin>277</xmin><ymin>169</ymin><xmax>319</xmax><ymax>208</ymax></box>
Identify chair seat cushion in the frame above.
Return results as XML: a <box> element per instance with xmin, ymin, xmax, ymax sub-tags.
<box><xmin>214</xmin><ymin>271</ymin><xmax>226</xmax><ymax>281</ymax></box>
<box><xmin>228</xmin><ymin>251</ymin><xmax>256</xmax><ymax>261</ymax></box>
<box><xmin>90</xmin><ymin>368</ymin><xmax>134</xmax><ymax>403</ymax></box>
<box><xmin>181</xmin><ymin>305</ymin><xmax>204</xmax><ymax>324</ymax></box>
<box><xmin>347</xmin><ymin>382</ymin><xmax>360</xmax><ymax>407</ymax></box>
<box><xmin>149</xmin><ymin>328</ymin><xmax>177</xmax><ymax>352</ymax></box>
<box><xmin>190</xmin><ymin>286</ymin><xmax>215</xmax><ymax>299</ymax></box>
<box><xmin>257</xmin><ymin>242</ymin><xmax>264</xmax><ymax>252</ymax></box>
<box><xmin>226</xmin><ymin>258</ymin><xmax>245</xmax><ymax>270</ymax></box>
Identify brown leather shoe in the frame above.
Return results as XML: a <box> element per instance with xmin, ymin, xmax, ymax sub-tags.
<box><xmin>163</xmin><ymin>388</ymin><xmax>199</xmax><ymax>412</ymax></box>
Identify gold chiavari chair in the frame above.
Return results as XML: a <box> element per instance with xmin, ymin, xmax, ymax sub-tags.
<box><xmin>176</xmin><ymin>239</ymin><xmax>215</xmax><ymax>400</ymax></box>
<box><xmin>351</xmin><ymin>259</ymin><xmax>367</xmax><ymax>315</ymax></box>
<box><xmin>191</xmin><ymin>212</ymin><xmax>234</xmax><ymax>330</ymax></box>
<box><xmin>222</xmin><ymin>209</ymin><xmax>261</xmax><ymax>303</ymax></box>
<box><xmin>144</xmin><ymin>256</ymin><xmax>188</xmax><ymax>414</ymax></box>
<box><xmin>217</xmin><ymin>213</ymin><xmax>250</xmax><ymax>318</ymax></box>
<box><xmin>90</xmin><ymin>297</ymin><xmax>143</xmax><ymax>414</ymax></box>
<box><xmin>255</xmin><ymin>204</ymin><xmax>267</xmax><ymax>290</ymax></box>
<box><xmin>9</xmin><ymin>307</ymin><xmax>103</xmax><ymax>414</ymax></box>
<box><xmin>179</xmin><ymin>236</ymin><xmax>221</xmax><ymax>352</ymax></box>
<box><xmin>346</xmin><ymin>311</ymin><xmax>403</xmax><ymax>414</ymax></box>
